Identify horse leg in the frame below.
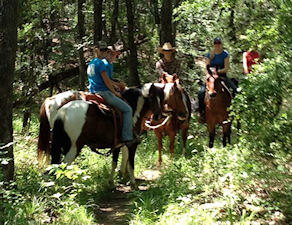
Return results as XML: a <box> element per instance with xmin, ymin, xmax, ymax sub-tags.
<box><xmin>63</xmin><ymin>143</ymin><xmax>79</xmax><ymax>164</ymax></box>
<box><xmin>207</xmin><ymin>124</ymin><xmax>215</xmax><ymax>148</ymax></box>
<box><xmin>110</xmin><ymin>147</ymin><xmax>120</xmax><ymax>187</ymax></box>
<box><xmin>127</xmin><ymin>144</ymin><xmax>138</xmax><ymax>189</ymax></box>
<box><xmin>155</xmin><ymin>131</ymin><xmax>163</xmax><ymax>166</ymax></box>
<box><xmin>182</xmin><ymin>128</ymin><xmax>188</xmax><ymax>156</ymax></box>
<box><xmin>222</xmin><ymin>122</ymin><xmax>231</xmax><ymax>147</ymax></box>
<box><xmin>51</xmin><ymin>119</ymin><xmax>71</xmax><ymax>164</ymax></box>
<box><xmin>120</xmin><ymin>145</ymin><xmax>129</xmax><ymax>178</ymax></box>
<box><xmin>169</xmin><ymin>132</ymin><xmax>176</xmax><ymax>159</ymax></box>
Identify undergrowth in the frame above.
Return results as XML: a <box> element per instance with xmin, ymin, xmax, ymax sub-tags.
<box><xmin>0</xmin><ymin>111</ymin><xmax>291</xmax><ymax>224</ymax></box>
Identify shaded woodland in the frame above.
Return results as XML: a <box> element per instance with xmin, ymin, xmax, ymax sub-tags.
<box><xmin>1</xmin><ymin>0</ymin><xmax>291</xmax><ymax>224</ymax></box>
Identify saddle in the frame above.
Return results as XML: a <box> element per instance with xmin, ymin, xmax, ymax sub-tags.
<box><xmin>79</xmin><ymin>91</ymin><xmax>123</xmax><ymax>147</ymax></box>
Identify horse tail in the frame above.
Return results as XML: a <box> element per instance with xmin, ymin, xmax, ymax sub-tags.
<box><xmin>51</xmin><ymin>117</ymin><xmax>71</xmax><ymax>164</ymax></box>
<box><xmin>37</xmin><ymin>101</ymin><xmax>51</xmax><ymax>164</ymax></box>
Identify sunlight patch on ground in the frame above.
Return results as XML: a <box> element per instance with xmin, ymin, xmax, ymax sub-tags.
<box><xmin>141</xmin><ymin>169</ymin><xmax>161</xmax><ymax>181</ymax></box>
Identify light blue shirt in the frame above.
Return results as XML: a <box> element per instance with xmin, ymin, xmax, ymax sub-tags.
<box><xmin>102</xmin><ymin>58</ymin><xmax>113</xmax><ymax>80</ymax></box>
<box><xmin>87</xmin><ymin>58</ymin><xmax>108</xmax><ymax>92</ymax></box>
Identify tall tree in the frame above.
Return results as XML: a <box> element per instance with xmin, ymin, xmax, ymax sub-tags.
<box><xmin>93</xmin><ymin>0</ymin><xmax>103</xmax><ymax>44</ymax></box>
<box><xmin>110</xmin><ymin>0</ymin><xmax>119</xmax><ymax>44</ymax></box>
<box><xmin>0</xmin><ymin>0</ymin><xmax>18</xmax><ymax>181</ymax></box>
<box><xmin>125</xmin><ymin>0</ymin><xmax>140</xmax><ymax>85</ymax></box>
<box><xmin>151</xmin><ymin>0</ymin><xmax>160</xmax><ymax>25</ymax></box>
<box><xmin>160</xmin><ymin>0</ymin><xmax>173</xmax><ymax>46</ymax></box>
<box><xmin>77</xmin><ymin>0</ymin><xmax>86</xmax><ymax>90</ymax></box>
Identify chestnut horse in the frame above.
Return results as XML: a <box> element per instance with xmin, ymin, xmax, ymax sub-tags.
<box><xmin>205</xmin><ymin>66</ymin><xmax>232</xmax><ymax>148</ymax></box>
<box><xmin>147</xmin><ymin>73</ymin><xmax>191</xmax><ymax>166</ymax></box>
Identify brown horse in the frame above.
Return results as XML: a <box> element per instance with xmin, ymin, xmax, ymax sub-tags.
<box><xmin>147</xmin><ymin>73</ymin><xmax>191</xmax><ymax>166</ymax></box>
<box><xmin>205</xmin><ymin>66</ymin><xmax>232</xmax><ymax>148</ymax></box>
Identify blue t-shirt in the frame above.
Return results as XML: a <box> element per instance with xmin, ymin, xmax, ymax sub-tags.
<box><xmin>102</xmin><ymin>58</ymin><xmax>113</xmax><ymax>80</ymax></box>
<box><xmin>87</xmin><ymin>58</ymin><xmax>108</xmax><ymax>92</ymax></box>
<box><xmin>207</xmin><ymin>50</ymin><xmax>229</xmax><ymax>70</ymax></box>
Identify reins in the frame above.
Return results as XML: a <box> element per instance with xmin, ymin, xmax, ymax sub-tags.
<box><xmin>90</xmin><ymin>147</ymin><xmax>112</xmax><ymax>157</ymax></box>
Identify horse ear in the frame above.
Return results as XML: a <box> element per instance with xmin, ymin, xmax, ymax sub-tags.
<box><xmin>160</xmin><ymin>73</ymin><xmax>167</xmax><ymax>83</ymax></box>
<box><xmin>172</xmin><ymin>74</ymin><xmax>179</xmax><ymax>84</ymax></box>
<box><xmin>206</xmin><ymin>65</ymin><xmax>212</xmax><ymax>75</ymax></box>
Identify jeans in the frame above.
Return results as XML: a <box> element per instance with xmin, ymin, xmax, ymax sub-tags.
<box><xmin>97</xmin><ymin>91</ymin><xmax>133</xmax><ymax>141</ymax></box>
<box><xmin>197</xmin><ymin>76</ymin><xmax>237</xmax><ymax>112</ymax></box>
<box><xmin>224</xmin><ymin>76</ymin><xmax>237</xmax><ymax>92</ymax></box>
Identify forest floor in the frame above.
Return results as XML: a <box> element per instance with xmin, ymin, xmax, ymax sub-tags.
<box><xmin>95</xmin><ymin>169</ymin><xmax>161</xmax><ymax>225</ymax></box>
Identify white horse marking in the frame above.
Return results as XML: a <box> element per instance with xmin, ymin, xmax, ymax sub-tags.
<box><xmin>45</xmin><ymin>90</ymin><xmax>80</xmax><ymax>128</ymax></box>
<box><xmin>54</xmin><ymin>100</ymin><xmax>89</xmax><ymax>163</ymax></box>
<box><xmin>132</xmin><ymin>96</ymin><xmax>144</xmax><ymax>125</ymax></box>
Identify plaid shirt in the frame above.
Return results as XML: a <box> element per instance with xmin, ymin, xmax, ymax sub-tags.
<box><xmin>156</xmin><ymin>58</ymin><xmax>181</xmax><ymax>76</ymax></box>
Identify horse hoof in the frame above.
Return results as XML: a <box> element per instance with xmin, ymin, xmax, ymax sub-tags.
<box><xmin>156</xmin><ymin>162</ymin><xmax>162</xmax><ymax>168</ymax></box>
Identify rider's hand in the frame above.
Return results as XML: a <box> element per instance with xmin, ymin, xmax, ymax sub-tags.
<box><xmin>115</xmin><ymin>92</ymin><xmax>122</xmax><ymax>98</ymax></box>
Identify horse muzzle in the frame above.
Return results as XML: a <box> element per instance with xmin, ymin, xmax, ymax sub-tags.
<box><xmin>208</xmin><ymin>91</ymin><xmax>217</xmax><ymax>98</ymax></box>
<box><xmin>153</xmin><ymin>113</ymin><xmax>162</xmax><ymax>121</ymax></box>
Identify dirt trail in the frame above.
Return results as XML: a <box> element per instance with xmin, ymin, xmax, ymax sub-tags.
<box><xmin>95</xmin><ymin>169</ymin><xmax>161</xmax><ymax>225</ymax></box>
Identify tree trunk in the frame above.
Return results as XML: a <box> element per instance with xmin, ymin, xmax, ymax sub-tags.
<box><xmin>77</xmin><ymin>0</ymin><xmax>86</xmax><ymax>90</ymax></box>
<box><xmin>160</xmin><ymin>0</ymin><xmax>173</xmax><ymax>46</ymax></box>
<box><xmin>93</xmin><ymin>0</ymin><xmax>103</xmax><ymax>44</ymax></box>
<box><xmin>125</xmin><ymin>0</ymin><xmax>140</xmax><ymax>86</ymax></box>
<box><xmin>0</xmin><ymin>0</ymin><xmax>18</xmax><ymax>182</ymax></box>
<box><xmin>151</xmin><ymin>0</ymin><xmax>160</xmax><ymax>25</ymax></box>
<box><xmin>229</xmin><ymin>3</ymin><xmax>237</xmax><ymax>43</ymax></box>
<box><xmin>110</xmin><ymin>0</ymin><xmax>119</xmax><ymax>44</ymax></box>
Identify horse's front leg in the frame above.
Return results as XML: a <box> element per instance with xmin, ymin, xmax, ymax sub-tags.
<box><xmin>110</xmin><ymin>147</ymin><xmax>120</xmax><ymax>187</ymax></box>
<box><xmin>222</xmin><ymin>122</ymin><xmax>231</xmax><ymax>147</ymax></box>
<box><xmin>127</xmin><ymin>144</ymin><xmax>138</xmax><ymax>189</ymax></box>
<box><xmin>120</xmin><ymin>145</ymin><xmax>129</xmax><ymax>177</ymax></box>
<box><xmin>169</xmin><ymin>131</ymin><xmax>176</xmax><ymax>159</ymax></box>
<box><xmin>181</xmin><ymin>128</ymin><xmax>188</xmax><ymax>156</ymax></box>
<box><xmin>207</xmin><ymin>124</ymin><xmax>216</xmax><ymax>148</ymax></box>
<box><xmin>155</xmin><ymin>130</ymin><xmax>163</xmax><ymax>166</ymax></box>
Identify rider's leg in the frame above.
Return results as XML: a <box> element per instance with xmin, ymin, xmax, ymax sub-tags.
<box><xmin>98</xmin><ymin>91</ymin><xmax>133</xmax><ymax>142</ymax></box>
<box><xmin>224</xmin><ymin>77</ymin><xmax>237</xmax><ymax>96</ymax></box>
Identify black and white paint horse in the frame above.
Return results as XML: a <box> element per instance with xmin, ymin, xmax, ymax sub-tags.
<box><xmin>39</xmin><ymin>83</ymin><xmax>184</xmax><ymax>187</ymax></box>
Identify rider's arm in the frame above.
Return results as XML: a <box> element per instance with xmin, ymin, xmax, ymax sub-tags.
<box><xmin>218</xmin><ymin>56</ymin><xmax>230</xmax><ymax>74</ymax></box>
<box><xmin>243</xmin><ymin>52</ymin><xmax>249</xmax><ymax>74</ymax></box>
<box><xmin>101</xmin><ymin>71</ymin><xmax>121</xmax><ymax>97</ymax></box>
<box><xmin>156</xmin><ymin>60</ymin><xmax>167</xmax><ymax>76</ymax></box>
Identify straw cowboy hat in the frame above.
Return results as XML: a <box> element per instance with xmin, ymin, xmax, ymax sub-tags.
<box><xmin>158</xmin><ymin>42</ymin><xmax>176</xmax><ymax>54</ymax></box>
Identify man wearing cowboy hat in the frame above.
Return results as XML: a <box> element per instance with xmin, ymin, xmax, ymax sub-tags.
<box><xmin>156</xmin><ymin>42</ymin><xmax>181</xmax><ymax>79</ymax></box>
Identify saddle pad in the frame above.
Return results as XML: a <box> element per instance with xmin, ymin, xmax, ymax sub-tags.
<box><xmin>79</xmin><ymin>91</ymin><xmax>122</xmax><ymax>123</ymax></box>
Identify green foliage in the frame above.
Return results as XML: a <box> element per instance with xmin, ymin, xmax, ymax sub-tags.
<box><xmin>5</xmin><ymin>0</ymin><xmax>292</xmax><ymax>224</ymax></box>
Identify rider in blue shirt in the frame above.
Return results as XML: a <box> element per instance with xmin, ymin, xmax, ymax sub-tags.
<box><xmin>197</xmin><ymin>37</ymin><xmax>237</xmax><ymax>123</ymax></box>
<box><xmin>87</xmin><ymin>41</ymin><xmax>137</xmax><ymax>146</ymax></box>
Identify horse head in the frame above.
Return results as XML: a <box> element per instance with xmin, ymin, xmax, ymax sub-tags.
<box><xmin>163</xmin><ymin>82</ymin><xmax>189</xmax><ymax>120</ymax></box>
<box><xmin>142</xmin><ymin>83</ymin><xmax>165</xmax><ymax>121</ymax></box>
<box><xmin>206</xmin><ymin>65</ymin><xmax>220</xmax><ymax>98</ymax></box>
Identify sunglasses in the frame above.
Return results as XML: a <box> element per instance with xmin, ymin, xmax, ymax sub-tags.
<box><xmin>214</xmin><ymin>42</ymin><xmax>222</xmax><ymax>45</ymax></box>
